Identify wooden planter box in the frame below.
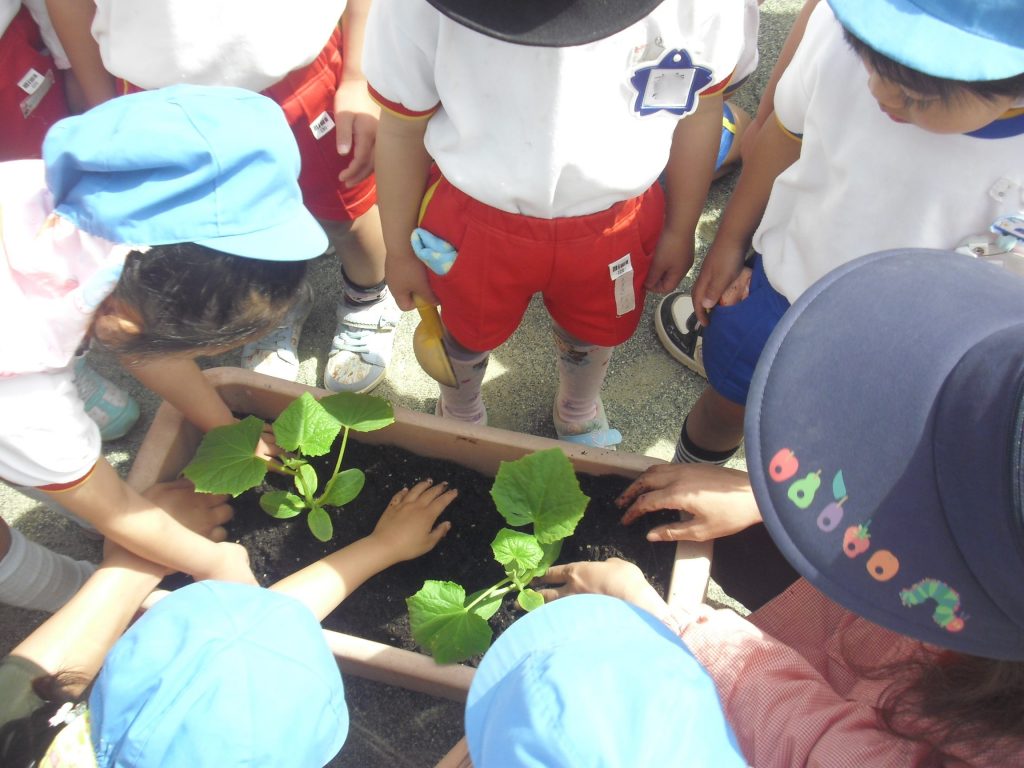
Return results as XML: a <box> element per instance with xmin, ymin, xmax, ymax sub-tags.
<box><xmin>127</xmin><ymin>367</ymin><xmax>711</xmax><ymax>766</ymax></box>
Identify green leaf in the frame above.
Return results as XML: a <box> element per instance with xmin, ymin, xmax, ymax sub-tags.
<box><xmin>273</xmin><ymin>392</ymin><xmax>341</xmax><ymax>457</ymax></box>
<box><xmin>307</xmin><ymin>505</ymin><xmax>334</xmax><ymax>542</ymax></box>
<box><xmin>281</xmin><ymin>456</ymin><xmax>307</xmax><ymax>471</ymax></box>
<box><xmin>464</xmin><ymin>587</ymin><xmax>505</xmax><ymax>621</ymax></box>
<box><xmin>320</xmin><ymin>468</ymin><xmax>365</xmax><ymax>507</ymax></box>
<box><xmin>182</xmin><ymin>416</ymin><xmax>267</xmax><ymax>496</ymax></box>
<box><xmin>319</xmin><ymin>392</ymin><xmax>395</xmax><ymax>432</ymax></box>
<box><xmin>260</xmin><ymin>491</ymin><xmax>305</xmax><ymax>519</ymax></box>
<box><xmin>407</xmin><ymin>581</ymin><xmax>493</xmax><ymax>664</ymax></box>
<box><xmin>517</xmin><ymin>588</ymin><xmax>545</xmax><ymax>612</ymax></box>
<box><xmin>491</xmin><ymin>529</ymin><xmax>543</xmax><ymax>585</ymax></box>
<box><xmin>490</xmin><ymin>448</ymin><xmax>589</xmax><ymax>543</ymax></box>
<box><xmin>295</xmin><ymin>463</ymin><xmax>319</xmax><ymax>499</ymax></box>
<box><xmin>527</xmin><ymin>540</ymin><xmax>563</xmax><ymax>581</ymax></box>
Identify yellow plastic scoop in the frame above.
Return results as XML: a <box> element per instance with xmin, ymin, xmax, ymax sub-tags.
<box><xmin>412</xmin><ymin>295</ymin><xmax>458</xmax><ymax>389</ymax></box>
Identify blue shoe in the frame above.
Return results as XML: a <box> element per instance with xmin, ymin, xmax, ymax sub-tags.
<box><xmin>73</xmin><ymin>356</ymin><xmax>140</xmax><ymax>441</ymax></box>
<box><xmin>553</xmin><ymin>397</ymin><xmax>622</xmax><ymax>450</ymax></box>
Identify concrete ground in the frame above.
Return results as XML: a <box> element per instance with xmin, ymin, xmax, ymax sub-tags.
<box><xmin>1</xmin><ymin>2</ymin><xmax>803</xmax><ymax>763</ymax></box>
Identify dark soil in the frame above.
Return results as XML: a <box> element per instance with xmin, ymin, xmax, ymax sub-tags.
<box><xmin>203</xmin><ymin>439</ymin><xmax>681</xmax><ymax>766</ymax></box>
<box><xmin>226</xmin><ymin>439</ymin><xmax>680</xmax><ymax>659</ymax></box>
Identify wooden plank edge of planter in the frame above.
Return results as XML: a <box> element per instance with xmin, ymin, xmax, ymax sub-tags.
<box><xmin>125</xmin><ymin>366</ymin><xmax>711</xmax><ymax>657</ymax></box>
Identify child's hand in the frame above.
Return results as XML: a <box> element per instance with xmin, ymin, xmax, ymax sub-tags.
<box><xmin>718</xmin><ymin>267</ymin><xmax>753</xmax><ymax>307</ymax></box>
<box><xmin>536</xmin><ymin>558</ymin><xmax>652</xmax><ymax>605</ymax></box>
<box><xmin>370</xmin><ymin>478</ymin><xmax>455</xmax><ymax>562</ymax></box>
<box><xmin>385</xmin><ymin>248</ymin><xmax>438</xmax><ymax>311</ymax></box>
<box><xmin>691</xmin><ymin>240</ymin><xmax>747</xmax><ymax>326</ymax></box>
<box><xmin>334</xmin><ymin>78</ymin><xmax>380</xmax><ymax>186</ymax></box>
<box><xmin>143</xmin><ymin>478</ymin><xmax>234</xmax><ymax>542</ymax></box>
<box><xmin>616</xmin><ymin>463</ymin><xmax>761</xmax><ymax>542</ymax></box>
<box><xmin>193</xmin><ymin>542</ymin><xmax>257</xmax><ymax>585</ymax></box>
<box><xmin>645</xmin><ymin>227</ymin><xmax>695</xmax><ymax>294</ymax></box>
<box><xmin>255</xmin><ymin>422</ymin><xmax>282</xmax><ymax>462</ymax></box>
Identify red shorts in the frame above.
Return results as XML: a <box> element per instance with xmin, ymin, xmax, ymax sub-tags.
<box><xmin>0</xmin><ymin>6</ymin><xmax>70</xmax><ymax>161</ymax></box>
<box><xmin>121</xmin><ymin>26</ymin><xmax>375</xmax><ymax>222</ymax></box>
<box><xmin>419</xmin><ymin>178</ymin><xmax>665</xmax><ymax>351</ymax></box>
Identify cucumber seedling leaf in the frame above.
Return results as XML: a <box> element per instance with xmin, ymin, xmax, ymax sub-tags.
<box><xmin>491</xmin><ymin>448</ymin><xmax>588</xmax><ymax>543</ymax></box>
<box><xmin>408</xmin><ymin>581</ymin><xmax>492</xmax><ymax>664</ymax></box>
<box><xmin>319</xmin><ymin>392</ymin><xmax>395</xmax><ymax>432</ymax></box>
<box><xmin>320</xmin><ymin>468</ymin><xmax>365</xmax><ymax>507</ymax></box>
<box><xmin>260</xmin><ymin>491</ymin><xmax>305</xmax><ymax>519</ymax></box>
<box><xmin>183</xmin><ymin>416</ymin><xmax>268</xmax><ymax>496</ymax></box>
<box><xmin>307</xmin><ymin>505</ymin><xmax>334</xmax><ymax>542</ymax></box>
<box><xmin>273</xmin><ymin>392</ymin><xmax>341</xmax><ymax>457</ymax></box>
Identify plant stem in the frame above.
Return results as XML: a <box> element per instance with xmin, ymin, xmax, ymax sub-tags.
<box><xmin>264</xmin><ymin>458</ymin><xmax>296</xmax><ymax>477</ymax></box>
<box><xmin>330</xmin><ymin>426</ymin><xmax>350</xmax><ymax>483</ymax></box>
<box><xmin>464</xmin><ymin>579</ymin><xmax>513</xmax><ymax>613</ymax></box>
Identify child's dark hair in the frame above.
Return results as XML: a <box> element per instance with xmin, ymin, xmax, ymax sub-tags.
<box><xmin>843</xmin><ymin>28</ymin><xmax>1024</xmax><ymax>103</ymax></box>
<box><xmin>855</xmin><ymin>645</ymin><xmax>1024</xmax><ymax>761</ymax></box>
<box><xmin>0</xmin><ymin>671</ymin><xmax>83</xmax><ymax>768</ymax></box>
<box><xmin>95</xmin><ymin>243</ymin><xmax>309</xmax><ymax>359</ymax></box>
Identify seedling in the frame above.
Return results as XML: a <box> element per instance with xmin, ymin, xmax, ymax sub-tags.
<box><xmin>183</xmin><ymin>392</ymin><xmax>394</xmax><ymax>541</ymax></box>
<box><xmin>407</xmin><ymin>448</ymin><xmax>589</xmax><ymax>664</ymax></box>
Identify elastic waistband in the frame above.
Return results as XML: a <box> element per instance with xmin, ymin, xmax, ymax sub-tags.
<box><xmin>422</xmin><ymin>177</ymin><xmax>657</xmax><ymax>243</ymax></box>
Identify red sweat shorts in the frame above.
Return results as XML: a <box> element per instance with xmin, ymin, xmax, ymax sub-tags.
<box><xmin>121</xmin><ymin>26</ymin><xmax>375</xmax><ymax>222</ymax></box>
<box><xmin>0</xmin><ymin>6</ymin><xmax>70</xmax><ymax>161</ymax></box>
<box><xmin>419</xmin><ymin>177</ymin><xmax>665</xmax><ymax>352</ymax></box>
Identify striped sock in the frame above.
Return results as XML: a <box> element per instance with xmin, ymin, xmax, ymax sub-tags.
<box><xmin>0</xmin><ymin>529</ymin><xmax>95</xmax><ymax>612</ymax></box>
<box><xmin>672</xmin><ymin>418</ymin><xmax>738</xmax><ymax>465</ymax></box>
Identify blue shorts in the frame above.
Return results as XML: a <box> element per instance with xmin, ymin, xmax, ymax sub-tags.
<box><xmin>703</xmin><ymin>255</ymin><xmax>790</xmax><ymax>405</ymax></box>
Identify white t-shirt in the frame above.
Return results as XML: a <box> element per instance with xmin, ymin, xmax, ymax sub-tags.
<box><xmin>364</xmin><ymin>0</ymin><xmax>748</xmax><ymax>218</ymax></box>
<box><xmin>90</xmin><ymin>0</ymin><xmax>346</xmax><ymax>92</ymax></box>
<box><xmin>0</xmin><ymin>160</ymin><xmax>131</xmax><ymax>486</ymax></box>
<box><xmin>1</xmin><ymin>0</ymin><xmax>69</xmax><ymax>68</ymax></box>
<box><xmin>755</xmin><ymin>4</ymin><xmax>1024</xmax><ymax>301</ymax></box>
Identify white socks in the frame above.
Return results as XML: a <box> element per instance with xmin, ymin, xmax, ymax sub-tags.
<box><xmin>0</xmin><ymin>529</ymin><xmax>96</xmax><ymax>612</ymax></box>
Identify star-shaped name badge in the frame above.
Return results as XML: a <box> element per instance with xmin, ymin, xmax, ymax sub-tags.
<box><xmin>630</xmin><ymin>48</ymin><xmax>713</xmax><ymax>117</ymax></box>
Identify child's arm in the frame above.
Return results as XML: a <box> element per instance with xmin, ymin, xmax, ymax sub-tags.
<box><xmin>645</xmin><ymin>92</ymin><xmax>726</xmax><ymax>295</ymax></box>
<box><xmin>44</xmin><ymin>0</ymin><xmax>117</xmax><ymax>108</ymax></box>
<box><xmin>48</xmin><ymin>460</ymin><xmax>255</xmax><ymax>583</ymax></box>
<box><xmin>741</xmin><ymin>0</ymin><xmax>821</xmax><ymax>162</ymax></box>
<box><xmin>691</xmin><ymin>115</ymin><xmax>801</xmax><ymax>325</ymax></box>
<box><xmin>9</xmin><ymin>538</ymin><xmax>166</xmax><ymax>696</ymax></box>
<box><xmin>270</xmin><ymin>478</ymin><xmax>454</xmax><ymax>619</ymax></box>
<box><xmin>126</xmin><ymin>357</ymin><xmax>234</xmax><ymax>433</ymax></box>
<box><xmin>334</xmin><ymin>0</ymin><xmax>379</xmax><ymax>186</ymax></box>
<box><xmin>375</xmin><ymin>110</ymin><xmax>436</xmax><ymax>311</ymax></box>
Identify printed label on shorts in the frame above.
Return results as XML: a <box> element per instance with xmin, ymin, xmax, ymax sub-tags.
<box><xmin>19</xmin><ymin>70</ymin><xmax>54</xmax><ymax>118</ymax></box>
<box><xmin>18</xmin><ymin>68</ymin><xmax>45</xmax><ymax>95</ymax></box>
<box><xmin>309</xmin><ymin>111</ymin><xmax>336</xmax><ymax>140</ymax></box>
<box><xmin>609</xmin><ymin>254</ymin><xmax>635</xmax><ymax>316</ymax></box>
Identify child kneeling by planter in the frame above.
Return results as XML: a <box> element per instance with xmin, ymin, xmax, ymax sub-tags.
<box><xmin>0</xmin><ymin>477</ymin><xmax>455</xmax><ymax>767</ymax></box>
<box><xmin>0</xmin><ymin>84</ymin><xmax>330</xmax><ymax>609</ymax></box>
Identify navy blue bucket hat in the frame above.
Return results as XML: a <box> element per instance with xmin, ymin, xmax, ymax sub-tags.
<box><xmin>746</xmin><ymin>249</ymin><xmax>1024</xmax><ymax>660</ymax></box>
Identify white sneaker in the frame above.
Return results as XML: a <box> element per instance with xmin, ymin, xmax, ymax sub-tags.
<box><xmin>240</xmin><ymin>282</ymin><xmax>315</xmax><ymax>381</ymax></box>
<box><xmin>73</xmin><ymin>356</ymin><xmax>140</xmax><ymax>441</ymax></box>
<box><xmin>324</xmin><ymin>290</ymin><xmax>401</xmax><ymax>393</ymax></box>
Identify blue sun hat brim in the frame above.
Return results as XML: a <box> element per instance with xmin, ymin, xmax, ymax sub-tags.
<box><xmin>746</xmin><ymin>249</ymin><xmax>1024</xmax><ymax>660</ymax></box>
<box><xmin>465</xmin><ymin>594</ymin><xmax>745</xmax><ymax>766</ymax></box>
<box><xmin>89</xmin><ymin>582</ymin><xmax>347</xmax><ymax>767</ymax></box>
<box><xmin>827</xmin><ymin>0</ymin><xmax>1024</xmax><ymax>81</ymax></box>
<box><xmin>43</xmin><ymin>85</ymin><xmax>327</xmax><ymax>261</ymax></box>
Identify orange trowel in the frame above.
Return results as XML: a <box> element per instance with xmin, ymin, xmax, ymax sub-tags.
<box><xmin>412</xmin><ymin>295</ymin><xmax>458</xmax><ymax>389</ymax></box>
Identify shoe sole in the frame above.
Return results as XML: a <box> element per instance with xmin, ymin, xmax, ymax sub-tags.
<box><xmin>654</xmin><ymin>293</ymin><xmax>707</xmax><ymax>379</ymax></box>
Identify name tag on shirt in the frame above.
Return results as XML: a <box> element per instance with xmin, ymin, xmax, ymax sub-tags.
<box><xmin>629</xmin><ymin>49</ymin><xmax>712</xmax><ymax>118</ymax></box>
